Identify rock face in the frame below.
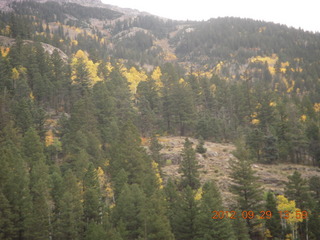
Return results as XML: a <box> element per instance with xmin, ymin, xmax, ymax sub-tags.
<box><xmin>152</xmin><ymin>136</ymin><xmax>320</xmax><ymax>202</ymax></box>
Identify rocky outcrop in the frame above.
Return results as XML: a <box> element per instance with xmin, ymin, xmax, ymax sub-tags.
<box><xmin>153</xmin><ymin>136</ymin><xmax>320</xmax><ymax>201</ymax></box>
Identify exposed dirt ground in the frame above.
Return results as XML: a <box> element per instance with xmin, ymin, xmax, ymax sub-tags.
<box><xmin>154</xmin><ymin>136</ymin><xmax>320</xmax><ymax>203</ymax></box>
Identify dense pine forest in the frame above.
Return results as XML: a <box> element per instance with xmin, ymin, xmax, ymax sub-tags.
<box><xmin>1</xmin><ymin>0</ymin><xmax>320</xmax><ymax>239</ymax></box>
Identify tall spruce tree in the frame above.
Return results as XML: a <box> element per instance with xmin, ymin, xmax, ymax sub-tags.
<box><xmin>231</xmin><ymin>214</ymin><xmax>250</xmax><ymax>240</ymax></box>
<box><xmin>22</xmin><ymin>127</ymin><xmax>51</xmax><ymax>240</ymax></box>
<box><xmin>229</xmin><ymin>147</ymin><xmax>263</xmax><ymax>239</ymax></box>
<box><xmin>265</xmin><ymin>191</ymin><xmax>282</xmax><ymax>239</ymax></box>
<box><xmin>0</xmin><ymin>123</ymin><xmax>33</xmax><ymax>239</ymax></box>
<box><xmin>112</xmin><ymin>184</ymin><xmax>146</xmax><ymax>240</ymax></box>
<box><xmin>83</xmin><ymin>163</ymin><xmax>102</xmax><ymax>225</ymax></box>
<box><xmin>29</xmin><ymin>160</ymin><xmax>51</xmax><ymax>240</ymax></box>
<box><xmin>171</xmin><ymin>185</ymin><xmax>198</xmax><ymax>240</ymax></box>
<box><xmin>285</xmin><ymin>171</ymin><xmax>310</xmax><ymax>210</ymax></box>
<box><xmin>56</xmin><ymin>170</ymin><xmax>84</xmax><ymax>239</ymax></box>
<box><xmin>196</xmin><ymin>181</ymin><xmax>236</xmax><ymax>240</ymax></box>
<box><xmin>143</xmin><ymin>191</ymin><xmax>175</xmax><ymax>240</ymax></box>
<box><xmin>149</xmin><ymin>134</ymin><xmax>163</xmax><ymax>166</ymax></box>
<box><xmin>179</xmin><ymin>138</ymin><xmax>201</xmax><ymax>190</ymax></box>
<box><xmin>285</xmin><ymin>171</ymin><xmax>311</xmax><ymax>240</ymax></box>
<box><xmin>109</xmin><ymin>121</ymin><xmax>158</xmax><ymax>194</ymax></box>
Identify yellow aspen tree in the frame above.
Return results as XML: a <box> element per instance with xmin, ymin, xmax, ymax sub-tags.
<box><xmin>277</xmin><ymin>195</ymin><xmax>303</xmax><ymax>240</ymax></box>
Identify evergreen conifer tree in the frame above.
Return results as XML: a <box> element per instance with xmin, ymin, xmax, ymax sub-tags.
<box><xmin>112</xmin><ymin>184</ymin><xmax>146</xmax><ymax>240</ymax></box>
<box><xmin>265</xmin><ymin>191</ymin><xmax>282</xmax><ymax>239</ymax></box>
<box><xmin>57</xmin><ymin>170</ymin><xmax>84</xmax><ymax>239</ymax></box>
<box><xmin>196</xmin><ymin>181</ymin><xmax>235</xmax><ymax>240</ymax></box>
<box><xmin>171</xmin><ymin>186</ymin><xmax>198</xmax><ymax>240</ymax></box>
<box><xmin>230</xmin><ymin>147</ymin><xmax>263</xmax><ymax>238</ymax></box>
<box><xmin>196</xmin><ymin>136</ymin><xmax>207</xmax><ymax>154</ymax></box>
<box><xmin>83</xmin><ymin>163</ymin><xmax>102</xmax><ymax>224</ymax></box>
<box><xmin>149</xmin><ymin>134</ymin><xmax>163</xmax><ymax>166</ymax></box>
<box><xmin>179</xmin><ymin>138</ymin><xmax>201</xmax><ymax>190</ymax></box>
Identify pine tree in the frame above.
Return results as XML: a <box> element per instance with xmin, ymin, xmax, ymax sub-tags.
<box><xmin>265</xmin><ymin>191</ymin><xmax>282</xmax><ymax>239</ymax></box>
<box><xmin>143</xmin><ymin>191</ymin><xmax>175</xmax><ymax>240</ymax></box>
<box><xmin>112</xmin><ymin>168</ymin><xmax>128</xmax><ymax>200</ymax></box>
<box><xmin>262</xmin><ymin>134</ymin><xmax>279</xmax><ymax>164</ymax></box>
<box><xmin>84</xmin><ymin>222</ymin><xmax>107</xmax><ymax>240</ymax></box>
<box><xmin>22</xmin><ymin>127</ymin><xmax>46</xmax><ymax>167</ymax></box>
<box><xmin>83</xmin><ymin>163</ymin><xmax>102</xmax><ymax>225</ymax></box>
<box><xmin>231</xmin><ymin>214</ymin><xmax>250</xmax><ymax>240</ymax></box>
<box><xmin>245</xmin><ymin>128</ymin><xmax>264</xmax><ymax>162</ymax></box>
<box><xmin>285</xmin><ymin>171</ymin><xmax>310</xmax><ymax>239</ymax></box>
<box><xmin>136</xmin><ymin>81</ymin><xmax>159</xmax><ymax>136</ymax></box>
<box><xmin>164</xmin><ymin>178</ymin><xmax>179</xmax><ymax>233</ymax></box>
<box><xmin>0</xmin><ymin>123</ymin><xmax>33</xmax><ymax>239</ymax></box>
<box><xmin>149</xmin><ymin>134</ymin><xmax>163</xmax><ymax>166</ymax></box>
<box><xmin>29</xmin><ymin>160</ymin><xmax>51</xmax><ymax>240</ymax></box>
<box><xmin>196</xmin><ymin>136</ymin><xmax>207</xmax><ymax>154</ymax></box>
<box><xmin>168</xmin><ymin>79</ymin><xmax>195</xmax><ymax>135</ymax></box>
<box><xmin>229</xmin><ymin>147</ymin><xmax>263</xmax><ymax>238</ymax></box>
<box><xmin>171</xmin><ymin>186</ymin><xmax>198</xmax><ymax>240</ymax></box>
<box><xmin>107</xmin><ymin>67</ymin><xmax>136</xmax><ymax>124</ymax></box>
<box><xmin>109</xmin><ymin>121</ymin><xmax>158</xmax><ymax>194</ymax></box>
<box><xmin>50</xmin><ymin>168</ymin><xmax>65</xmax><ymax>240</ymax></box>
<box><xmin>285</xmin><ymin>171</ymin><xmax>310</xmax><ymax>210</ymax></box>
<box><xmin>56</xmin><ymin>170</ymin><xmax>84</xmax><ymax>239</ymax></box>
<box><xmin>0</xmin><ymin>191</ymin><xmax>14</xmax><ymax>240</ymax></box>
<box><xmin>179</xmin><ymin>138</ymin><xmax>201</xmax><ymax>190</ymax></box>
<box><xmin>196</xmin><ymin>181</ymin><xmax>235</xmax><ymax>240</ymax></box>
<box><xmin>112</xmin><ymin>184</ymin><xmax>146</xmax><ymax>240</ymax></box>
<box><xmin>92</xmin><ymin>81</ymin><xmax>117</xmax><ymax>144</ymax></box>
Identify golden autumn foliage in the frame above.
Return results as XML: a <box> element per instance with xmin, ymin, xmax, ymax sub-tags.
<box><xmin>71</xmin><ymin>50</ymin><xmax>101</xmax><ymax>87</ymax></box>
<box><xmin>276</xmin><ymin>195</ymin><xmax>303</xmax><ymax>225</ymax></box>
<box><xmin>151</xmin><ymin>66</ymin><xmax>163</xmax><ymax>88</ymax></box>
<box><xmin>269</xmin><ymin>101</ymin><xmax>277</xmax><ymax>107</ymax></box>
<box><xmin>300</xmin><ymin>114</ymin><xmax>307</xmax><ymax>122</ymax></box>
<box><xmin>163</xmin><ymin>52</ymin><xmax>177</xmax><ymax>61</ymax></box>
<box><xmin>121</xmin><ymin>66</ymin><xmax>148</xmax><ymax>94</ymax></box>
<box><xmin>0</xmin><ymin>25</ymin><xmax>11</xmax><ymax>36</ymax></box>
<box><xmin>0</xmin><ymin>47</ymin><xmax>10</xmax><ymax>57</ymax></box>
<box><xmin>258</xmin><ymin>26</ymin><xmax>267</xmax><ymax>33</ymax></box>
<box><xmin>179</xmin><ymin>78</ymin><xmax>185</xmax><ymax>84</ymax></box>
<box><xmin>264</xmin><ymin>229</ymin><xmax>272</xmax><ymax>238</ymax></box>
<box><xmin>313</xmin><ymin>103</ymin><xmax>320</xmax><ymax>112</ymax></box>
<box><xmin>209</xmin><ymin>84</ymin><xmax>217</xmax><ymax>94</ymax></box>
<box><xmin>106</xmin><ymin>62</ymin><xmax>113</xmax><ymax>72</ymax></box>
<box><xmin>71</xmin><ymin>40</ymin><xmax>78</xmax><ymax>46</ymax></box>
<box><xmin>45</xmin><ymin>129</ymin><xmax>54</xmax><ymax>147</ymax></box>
<box><xmin>251</xmin><ymin>112</ymin><xmax>260</xmax><ymax>125</ymax></box>
<box><xmin>12</xmin><ymin>68</ymin><xmax>20</xmax><ymax>80</ymax></box>
<box><xmin>97</xmin><ymin>166</ymin><xmax>114</xmax><ymax>200</ymax></box>
<box><xmin>214</xmin><ymin>61</ymin><xmax>224</xmax><ymax>75</ymax></box>
<box><xmin>285</xmin><ymin>79</ymin><xmax>295</xmax><ymax>93</ymax></box>
<box><xmin>249</xmin><ymin>54</ymin><xmax>292</xmax><ymax>75</ymax></box>
<box><xmin>151</xmin><ymin>66</ymin><xmax>162</xmax><ymax>81</ymax></box>
<box><xmin>251</xmin><ymin>119</ymin><xmax>260</xmax><ymax>125</ymax></box>
<box><xmin>152</xmin><ymin>161</ymin><xmax>163</xmax><ymax>189</ymax></box>
<box><xmin>194</xmin><ymin>187</ymin><xmax>202</xmax><ymax>200</ymax></box>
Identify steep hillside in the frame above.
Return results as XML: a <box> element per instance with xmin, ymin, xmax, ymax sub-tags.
<box><xmin>2</xmin><ymin>0</ymin><xmax>320</xmax><ymax>71</ymax></box>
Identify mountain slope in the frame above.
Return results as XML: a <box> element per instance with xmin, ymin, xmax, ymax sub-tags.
<box><xmin>2</xmin><ymin>0</ymin><xmax>320</xmax><ymax>71</ymax></box>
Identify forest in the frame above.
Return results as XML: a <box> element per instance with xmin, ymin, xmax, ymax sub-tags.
<box><xmin>1</xmin><ymin>1</ymin><xmax>320</xmax><ymax>240</ymax></box>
